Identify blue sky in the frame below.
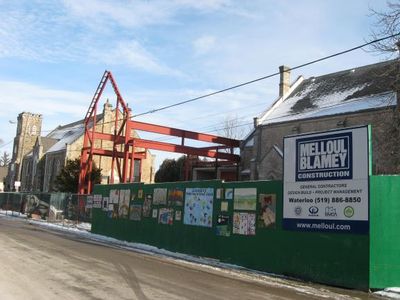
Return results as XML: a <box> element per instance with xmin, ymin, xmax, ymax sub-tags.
<box><xmin>0</xmin><ymin>0</ymin><xmax>391</xmax><ymax>168</ymax></box>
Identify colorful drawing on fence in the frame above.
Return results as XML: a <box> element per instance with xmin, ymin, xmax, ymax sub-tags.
<box><xmin>107</xmin><ymin>204</ymin><xmax>114</xmax><ymax>218</ymax></box>
<box><xmin>233</xmin><ymin>188</ymin><xmax>257</xmax><ymax>211</ymax></box>
<box><xmin>112</xmin><ymin>204</ymin><xmax>119</xmax><ymax>219</ymax></box>
<box><xmin>220</xmin><ymin>201</ymin><xmax>228</xmax><ymax>212</ymax></box>
<box><xmin>158</xmin><ymin>208</ymin><xmax>174</xmax><ymax>225</ymax></box>
<box><xmin>93</xmin><ymin>194</ymin><xmax>102</xmax><ymax>208</ymax></box>
<box><xmin>86</xmin><ymin>195</ymin><xmax>93</xmax><ymax>209</ymax></box>
<box><xmin>225</xmin><ymin>188</ymin><xmax>233</xmax><ymax>200</ymax></box>
<box><xmin>102</xmin><ymin>197</ymin><xmax>109</xmax><ymax>211</ymax></box>
<box><xmin>184</xmin><ymin>188</ymin><xmax>214</xmax><ymax>227</ymax></box>
<box><xmin>142</xmin><ymin>194</ymin><xmax>152</xmax><ymax>217</ymax></box>
<box><xmin>118</xmin><ymin>189</ymin><xmax>130</xmax><ymax>218</ymax></box>
<box><xmin>152</xmin><ymin>209</ymin><xmax>158</xmax><ymax>218</ymax></box>
<box><xmin>258</xmin><ymin>194</ymin><xmax>276</xmax><ymax>228</ymax></box>
<box><xmin>216</xmin><ymin>188</ymin><xmax>223</xmax><ymax>199</ymax></box>
<box><xmin>233</xmin><ymin>212</ymin><xmax>256</xmax><ymax>235</ymax></box>
<box><xmin>168</xmin><ymin>188</ymin><xmax>184</xmax><ymax>206</ymax></box>
<box><xmin>216</xmin><ymin>214</ymin><xmax>231</xmax><ymax>237</ymax></box>
<box><xmin>110</xmin><ymin>189</ymin><xmax>119</xmax><ymax>204</ymax></box>
<box><xmin>175</xmin><ymin>210</ymin><xmax>182</xmax><ymax>221</ymax></box>
<box><xmin>129</xmin><ymin>205</ymin><xmax>142</xmax><ymax>221</ymax></box>
<box><xmin>153</xmin><ymin>188</ymin><xmax>167</xmax><ymax>205</ymax></box>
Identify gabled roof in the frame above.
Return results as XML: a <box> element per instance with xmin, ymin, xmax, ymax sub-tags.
<box><xmin>260</xmin><ymin>59</ymin><xmax>398</xmax><ymax>125</ymax></box>
<box><xmin>45</xmin><ymin>114</ymin><xmax>103</xmax><ymax>153</ymax></box>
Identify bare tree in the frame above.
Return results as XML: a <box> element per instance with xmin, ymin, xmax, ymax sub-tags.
<box><xmin>0</xmin><ymin>151</ymin><xmax>10</xmax><ymax>167</ymax></box>
<box><xmin>368</xmin><ymin>2</ymin><xmax>400</xmax><ymax>174</ymax></box>
<box><xmin>369</xmin><ymin>1</ymin><xmax>400</xmax><ymax>55</ymax></box>
<box><xmin>217</xmin><ymin>114</ymin><xmax>250</xmax><ymax>140</ymax></box>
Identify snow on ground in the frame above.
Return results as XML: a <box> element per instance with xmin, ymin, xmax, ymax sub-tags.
<box><xmin>0</xmin><ymin>210</ymin><xmax>398</xmax><ymax>299</ymax></box>
<box><xmin>375</xmin><ymin>289</ymin><xmax>400</xmax><ymax>299</ymax></box>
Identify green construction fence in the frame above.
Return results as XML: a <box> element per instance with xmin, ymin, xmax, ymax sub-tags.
<box><xmin>91</xmin><ymin>176</ymin><xmax>400</xmax><ymax>291</ymax></box>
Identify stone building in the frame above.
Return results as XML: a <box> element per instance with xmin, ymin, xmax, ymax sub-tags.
<box><xmin>241</xmin><ymin>59</ymin><xmax>400</xmax><ymax>180</ymax></box>
<box><xmin>7</xmin><ymin>112</ymin><xmax>43</xmax><ymax>190</ymax></box>
<box><xmin>11</xmin><ymin>101</ymin><xmax>155</xmax><ymax>192</ymax></box>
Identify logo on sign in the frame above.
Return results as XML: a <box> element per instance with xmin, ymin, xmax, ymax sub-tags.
<box><xmin>295</xmin><ymin>132</ymin><xmax>353</xmax><ymax>181</ymax></box>
<box><xmin>294</xmin><ymin>206</ymin><xmax>302</xmax><ymax>216</ymax></box>
<box><xmin>344</xmin><ymin>206</ymin><xmax>354</xmax><ymax>218</ymax></box>
<box><xmin>325</xmin><ymin>206</ymin><xmax>337</xmax><ymax>217</ymax></box>
<box><xmin>308</xmin><ymin>206</ymin><xmax>319</xmax><ymax>216</ymax></box>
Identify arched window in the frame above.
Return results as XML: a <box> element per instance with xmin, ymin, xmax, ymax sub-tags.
<box><xmin>31</xmin><ymin>125</ymin><xmax>37</xmax><ymax>136</ymax></box>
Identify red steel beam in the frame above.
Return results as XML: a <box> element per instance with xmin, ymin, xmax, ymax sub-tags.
<box><xmin>90</xmin><ymin>148</ymin><xmax>146</xmax><ymax>158</ymax></box>
<box><xmin>129</xmin><ymin>120</ymin><xmax>240</xmax><ymax>147</ymax></box>
<box><xmin>132</xmin><ymin>138</ymin><xmax>240</xmax><ymax>162</ymax></box>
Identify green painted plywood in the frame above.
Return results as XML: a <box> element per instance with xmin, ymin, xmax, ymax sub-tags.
<box><xmin>218</xmin><ymin>181</ymin><xmax>368</xmax><ymax>290</ymax></box>
<box><xmin>370</xmin><ymin>176</ymin><xmax>400</xmax><ymax>288</ymax></box>
<box><xmin>92</xmin><ymin>180</ymin><xmax>369</xmax><ymax>290</ymax></box>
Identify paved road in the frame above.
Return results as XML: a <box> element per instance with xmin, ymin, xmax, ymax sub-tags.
<box><xmin>0</xmin><ymin>216</ymin><xmax>380</xmax><ymax>300</ymax></box>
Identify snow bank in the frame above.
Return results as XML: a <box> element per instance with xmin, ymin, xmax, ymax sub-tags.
<box><xmin>374</xmin><ymin>288</ymin><xmax>400</xmax><ymax>299</ymax></box>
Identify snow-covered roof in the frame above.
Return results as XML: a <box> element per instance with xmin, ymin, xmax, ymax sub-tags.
<box><xmin>45</xmin><ymin>116</ymin><xmax>101</xmax><ymax>153</ymax></box>
<box><xmin>46</xmin><ymin>122</ymin><xmax>85</xmax><ymax>153</ymax></box>
<box><xmin>260</xmin><ymin>59</ymin><xmax>398</xmax><ymax>125</ymax></box>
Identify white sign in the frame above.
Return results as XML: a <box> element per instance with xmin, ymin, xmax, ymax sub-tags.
<box><xmin>14</xmin><ymin>181</ymin><xmax>21</xmax><ymax>187</ymax></box>
<box><xmin>283</xmin><ymin>126</ymin><xmax>369</xmax><ymax>234</ymax></box>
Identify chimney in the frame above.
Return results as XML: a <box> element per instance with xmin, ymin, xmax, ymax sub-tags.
<box><xmin>279</xmin><ymin>65</ymin><xmax>291</xmax><ymax>97</ymax></box>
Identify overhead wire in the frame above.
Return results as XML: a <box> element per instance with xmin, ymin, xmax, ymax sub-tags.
<box><xmin>132</xmin><ymin>32</ymin><xmax>400</xmax><ymax>118</ymax></box>
<box><xmin>2</xmin><ymin>33</ymin><xmax>399</xmax><ymax>152</ymax></box>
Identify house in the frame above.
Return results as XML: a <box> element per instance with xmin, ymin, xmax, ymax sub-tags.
<box><xmin>241</xmin><ymin>59</ymin><xmax>400</xmax><ymax>180</ymax></box>
<box><xmin>9</xmin><ymin>100</ymin><xmax>155</xmax><ymax>192</ymax></box>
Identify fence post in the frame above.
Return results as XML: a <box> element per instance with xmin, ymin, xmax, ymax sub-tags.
<box><xmin>6</xmin><ymin>193</ymin><xmax>9</xmax><ymax>216</ymax></box>
<box><xmin>11</xmin><ymin>193</ymin><xmax>14</xmax><ymax>217</ymax></box>
<box><xmin>19</xmin><ymin>193</ymin><xmax>22</xmax><ymax>216</ymax></box>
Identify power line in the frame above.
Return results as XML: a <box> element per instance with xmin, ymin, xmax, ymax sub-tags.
<box><xmin>133</xmin><ymin>32</ymin><xmax>400</xmax><ymax>118</ymax></box>
<box><xmin>0</xmin><ymin>140</ymin><xmax>13</xmax><ymax>149</ymax></box>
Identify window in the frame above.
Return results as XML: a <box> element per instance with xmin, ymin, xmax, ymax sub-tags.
<box><xmin>31</xmin><ymin>125</ymin><xmax>37</xmax><ymax>136</ymax></box>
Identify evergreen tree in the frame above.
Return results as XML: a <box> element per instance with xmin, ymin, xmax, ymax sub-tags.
<box><xmin>0</xmin><ymin>151</ymin><xmax>10</xmax><ymax>167</ymax></box>
<box><xmin>54</xmin><ymin>158</ymin><xmax>102</xmax><ymax>192</ymax></box>
<box><xmin>155</xmin><ymin>156</ymin><xmax>186</xmax><ymax>182</ymax></box>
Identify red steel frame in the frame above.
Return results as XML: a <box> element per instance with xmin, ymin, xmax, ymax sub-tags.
<box><xmin>78</xmin><ymin>71</ymin><xmax>240</xmax><ymax>194</ymax></box>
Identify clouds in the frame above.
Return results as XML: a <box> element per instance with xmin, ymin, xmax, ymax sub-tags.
<box><xmin>89</xmin><ymin>40</ymin><xmax>183</xmax><ymax>76</ymax></box>
<box><xmin>0</xmin><ymin>0</ymin><xmax>392</xmax><ymax>165</ymax></box>
<box><xmin>0</xmin><ymin>0</ymin><xmax>239</xmax><ymax>77</ymax></box>
<box><xmin>63</xmin><ymin>0</ymin><xmax>232</xmax><ymax>28</ymax></box>
<box><xmin>193</xmin><ymin>35</ymin><xmax>217</xmax><ymax>55</ymax></box>
<box><xmin>0</xmin><ymin>78</ymin><xmax>93</xmax><ymax>151</ymax></box>
<box><xmin>0</xmin><ymin>80</ymin><xmax>88</xmax><ymax>118</ymax></box>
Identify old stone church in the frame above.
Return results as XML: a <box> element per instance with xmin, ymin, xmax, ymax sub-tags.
<box><xmin>7</xmin><ymin>101</ymin><xmax>155</xmax><ymax>192</ymax></box>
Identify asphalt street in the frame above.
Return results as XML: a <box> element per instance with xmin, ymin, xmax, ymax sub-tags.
<box><xmin>0</xmin><ymin>216</ymin><xmax>382</xmax><ymax>300</ymax></box>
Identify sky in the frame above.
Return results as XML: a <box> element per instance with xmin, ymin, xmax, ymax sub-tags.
<box><xmin>0</xmin><ymin>0</ymin><xmax>392</xmax><ymax>169</ymax></box>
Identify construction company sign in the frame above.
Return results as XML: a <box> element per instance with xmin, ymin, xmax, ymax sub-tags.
<box><xmin>283</xmin><ymin>126</ymin><xmax>370</xmax><ymax>234</ymax></box>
